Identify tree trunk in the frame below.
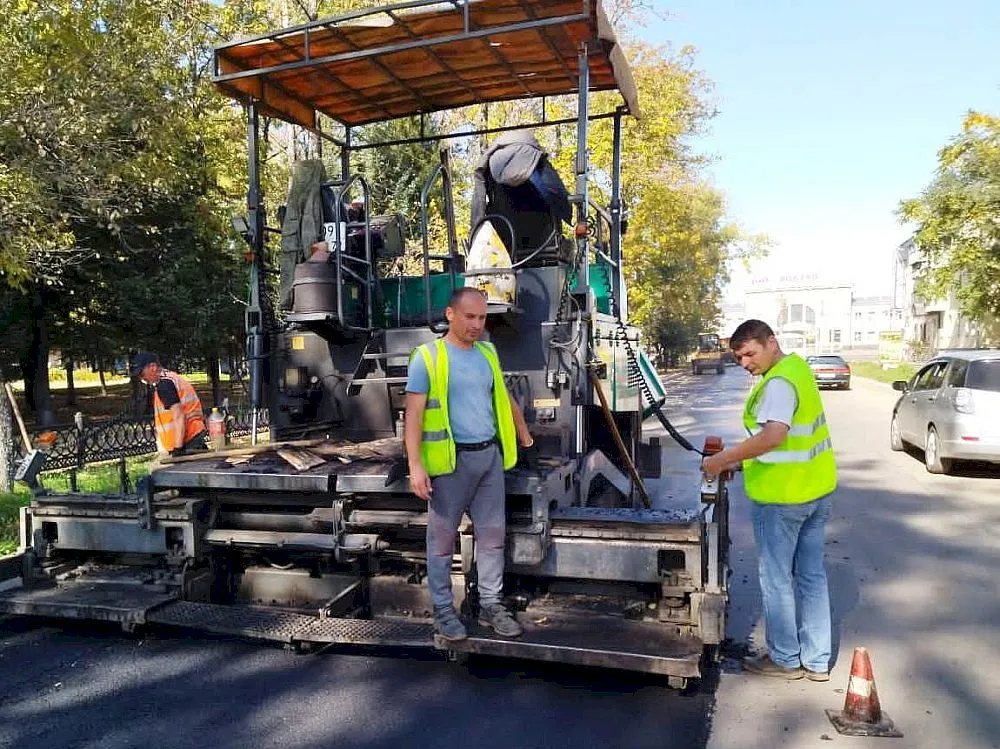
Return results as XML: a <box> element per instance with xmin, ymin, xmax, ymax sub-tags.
<box><xmin>29</xmin><ymin>292</ymin><xmax>54</xmax><ymax>427</ymax></box>
<box><xmin>207</xmin><ymin>356</ymin><xmax>221</xmax><ymax>407</ymax></box>
<box><xmin>64</xmin><ymin>359</ymin><xmax>76</xmax><ymax>407</ymax></box>
<box><xmin>0</xmin><ymin>380</ymin><xmax>14</xmax><ymax>494</ymax></box>
<box><xmin>98</xmin><ymin>366</ymin><xmax>107</xmax><ymax>396</ymax></box>
<box><xmin>18</xmin><ymin>350</ymin><xmax>35</xmax><ymax>413</ymax></box>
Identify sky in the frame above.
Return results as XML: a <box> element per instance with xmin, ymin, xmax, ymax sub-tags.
<box><xmin>640</xmin><ymin>0</ymin><xmax>1000</xmax><ymax>299</ymax></box>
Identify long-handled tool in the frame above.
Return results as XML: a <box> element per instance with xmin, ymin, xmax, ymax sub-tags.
<box><xmin>587</xmin><ymin>366</ymin><xmax>651</xmax><ymax>509</ymax></box>
<box><xmin>3</xmin><ymin>382</ymin><xmax>32</xmax><ymax>453</ymax></box>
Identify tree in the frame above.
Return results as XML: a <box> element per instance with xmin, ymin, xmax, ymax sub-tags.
<box><xmin>0</xmin><ymin>1</ymin><xmax>254</xmax><ymax>421</ymax></box>
<box><xmin>0</xmin><ymin>382</ymin><xmax>15</xmax><ymax>493</ymax></box>
<box><xmin>538</xmin><ymin>39</ymin><xmax>766</xmax><ymax>359</ymax></box>
<box><xmin>898</xmin><ymin>112</ymin><xmax>1000</xmax><ymax>329</ymax></box>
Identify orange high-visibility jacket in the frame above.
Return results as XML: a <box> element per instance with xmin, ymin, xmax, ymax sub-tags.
<box><xmin>153</xmin><ymin>371</ymin><xmax>205</xmax><ymax>453</ymax></box>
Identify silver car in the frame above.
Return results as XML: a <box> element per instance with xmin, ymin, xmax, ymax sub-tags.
<box><xmin>891</xmin><ymin>351</ymin><xmax>1000</xmax><ymax>473</ymax></box>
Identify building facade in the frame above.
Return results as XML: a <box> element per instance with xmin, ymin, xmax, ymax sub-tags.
<box><xmin>894</xmin><ymin>237</ymin><xmax>996</xmax><ymax>357</ymax></box>
<box><xmin>739</xmin><ymin>273</ymin><xmax>854</xmax><ymax>355</ymax></box>
<box><xmin>851</xmin><ymin>295</ymin><xmax>902</xmax><ymax>346</ymax></box>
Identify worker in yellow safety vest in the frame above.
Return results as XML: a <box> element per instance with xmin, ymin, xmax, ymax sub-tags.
<box><xmin>702</xmin><ymin>319</ymin><xmax>837</xmax><ymax>682</ymax></box>
<box><xmin>132</xmin><ymin>352</ymin><xmax>207</xmax><ymax>456</ymax></box>
<box><xmin>404</xmin><ymin>288</ymin><xmax>535</xmax><ymax>643</ymax></box>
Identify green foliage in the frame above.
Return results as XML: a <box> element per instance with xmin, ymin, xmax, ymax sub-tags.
<box><xmin>0</xmin><ymin>0</ymin><xmax>761</xmax><ymax>397</ymax></box>
<box><xmin>899</xmin><ymin>112</ymin><xmax>1000</xmax><ymax>327</ymax></box>
<box><xmin>0</xmin><ymin>0</ymin><xmax>255</xmax><ymax>390</ymax></box>
<box><xmin>0</xmin><ymin>489</ymin><xmax>30</xmax><ymax>556</ymax></box>
<box><xmin>850</xmin><ymin>361</ymin><xmax>917</xmax><ymax>385</ymax></box>
<box><xmin>572</xmin><ymin>41</ymin><xmax>767</xmax><ymax>358</ymax></box>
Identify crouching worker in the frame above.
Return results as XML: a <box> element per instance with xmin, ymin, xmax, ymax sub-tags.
<box><xmin>132</xmin><ymin>352</ymin><xmax>208</xmax><ymax>457</ymax></box>
<box><xmin>404</xmin><ymin>288</ymin><xmax>534</xmax><ymax>642</ymax></box>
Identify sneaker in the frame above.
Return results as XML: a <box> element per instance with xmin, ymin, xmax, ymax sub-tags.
<box><xmin>478</xmin><ymin>603</ymin><xmax>523</xmax><ymax>638</ymax></box>
<box><xmin>433</xmin><ymin>607</ymin><xmax>467</xmax><ymax>642</ymax></box>
<box><xmin>742</xmin><ymin>654</ymin><xmax>803</xmax><ymax>680</ymax></box>
<box><xmin>803</xmin><ymin>669</ymin><xmax>830</xmax><ymax>682</ymax></box>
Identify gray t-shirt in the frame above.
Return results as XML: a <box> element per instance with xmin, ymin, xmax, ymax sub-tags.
<box><xmin>753</xmin><ymin>377</ymin><xmax>797</xmax><ymax>428</ymax></box>
<box><xmin>406</xmin><ymin>340</ymin><xmax>497</xmax><ymax>443</ymax></box>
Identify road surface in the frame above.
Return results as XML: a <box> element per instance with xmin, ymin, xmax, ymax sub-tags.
<box><xmin>2</xmin><ymin>366</ymin><xmax>997</xmax><ymax>749</ymax></box>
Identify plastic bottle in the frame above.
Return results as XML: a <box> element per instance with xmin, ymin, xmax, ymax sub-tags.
<box><xmin>208</xmin><ymin>407</ymin><xmax>226</xmax><ymax>452</ymax></box>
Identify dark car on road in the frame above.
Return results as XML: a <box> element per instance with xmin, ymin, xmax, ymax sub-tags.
<box><xmin>806</xmin><ymin>355</ymin><xmax>851</xmax><ymax>390</ymax></box>
<box><xmin>890</xmin><ymin>350</ymin><xmax>1000</xmax><ymax>474</ymax></box>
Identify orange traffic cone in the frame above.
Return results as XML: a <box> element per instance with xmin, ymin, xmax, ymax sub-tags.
<box><xmin>826</xmin><ymin>647</ymin><xmax>903</xmax><ymax>738</ymax></box>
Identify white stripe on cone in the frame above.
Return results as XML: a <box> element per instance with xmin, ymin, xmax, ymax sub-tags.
<box><xmin>848</xmin><ymin>675</ymin><xmax>872</xmax><ymax>698</ymax></box>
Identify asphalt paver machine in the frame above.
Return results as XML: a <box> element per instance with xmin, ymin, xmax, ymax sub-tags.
<box><xmin>0</xmin><ymin>0</ymin><xmax>730</xmax><ymax>686</ymax></box>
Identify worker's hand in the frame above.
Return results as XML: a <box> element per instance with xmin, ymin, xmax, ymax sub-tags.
<box><xmin>517</xmin><ymin>440</ymin><xmax>539</xmax><ymax>470</ymax></box>
<box><xmin>409</xmin><ymin>463</ymin><xmax>433</xmax><ymax>501</ymax></box>
<box><xmin>701</xmin><ymin>452</ymin><xmax>729</xmax><ymax>478</ymax></box>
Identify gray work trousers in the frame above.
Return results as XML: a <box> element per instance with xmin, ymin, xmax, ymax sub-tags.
<box><xmin>426</xmin><ymin>444</ymin><xmax>506</xmax><ymax>610</ymax></box>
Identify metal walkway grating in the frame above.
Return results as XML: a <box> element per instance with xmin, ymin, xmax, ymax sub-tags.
<box><xmin>147</xmin><ymin>601</ymin><xmax>316</xmax><ymax>643</ymax></box>
<box><xmin>147</xmin><ymin>601</ymin><xmax>435</xmax><ymax>648</ymax></box>
<box><xmin>296</xmin><ymin>616</ymin><xmax>434</xmax><ymax>647</ymax></box>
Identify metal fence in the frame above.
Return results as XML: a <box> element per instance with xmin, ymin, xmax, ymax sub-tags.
<box><xmin>19</xmin><ymin>406</ymin><xmax>270</xmax><ymax>474</ymax></box>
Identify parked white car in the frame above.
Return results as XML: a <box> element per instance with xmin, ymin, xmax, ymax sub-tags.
<box><xmin>890</xmin><ymin>350</ymin><xmax>1000</xmax><ymax>474</ymax></box>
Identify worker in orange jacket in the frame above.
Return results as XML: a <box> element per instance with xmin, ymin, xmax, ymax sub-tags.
<box><xmin>132</xmin><ymin>352</ymin><xmax>207</xmax><ymax>456</ymax></box>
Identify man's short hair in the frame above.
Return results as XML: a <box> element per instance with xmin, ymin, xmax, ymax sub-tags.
<box><xmin>729</xmin><ymin>319</ymin><xmax>775</xmax><ymax>350</ymax></box>
<box><xmin>447</xmin><ymin>287</ymin><xmax>487</xmax><ymax>308</ymax></box>
<box><xmin>130</xmin><ymin>351</ymin><xmax>159</xmax><ymax>377</ymax></box>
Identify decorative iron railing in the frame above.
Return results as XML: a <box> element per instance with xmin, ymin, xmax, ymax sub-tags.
<box><xmin>20</xmin><ymin>406</ymin><xmax>270</xmax><ymax>474</ymax></box>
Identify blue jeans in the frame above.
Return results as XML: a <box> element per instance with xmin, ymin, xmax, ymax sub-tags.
<box><xmin>751</xmin><ymin>495</ymin><xmax>832</xmax><ymax>672</ymax></box>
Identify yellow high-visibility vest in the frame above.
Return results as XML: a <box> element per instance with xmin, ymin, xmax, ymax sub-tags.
<box><xmin>413</xmin><ymin>339</ymin><xmax>517</xmax><ymax>476</ymax></box>
<box><xmin>742</xmin><ymin>353</ymin><xmax>837</xmax><ymax>504</ymax></box>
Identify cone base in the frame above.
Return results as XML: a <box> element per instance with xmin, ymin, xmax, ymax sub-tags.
<box><xmin>826</xmin><ymin>709</ymin><xmax>904</xmax><ymax>738</ymax></box>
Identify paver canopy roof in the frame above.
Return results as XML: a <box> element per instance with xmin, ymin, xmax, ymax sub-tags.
<box><xmin>213</xmin><ymin>0</ymin><xmax>639</xmax><ymax>129</ymax></box>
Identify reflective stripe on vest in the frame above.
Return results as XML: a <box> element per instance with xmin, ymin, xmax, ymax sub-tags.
<box><xmin>755</xmin><ymin>437</ymin><xmax>833</xmax><ymax>464</ymax></box>
<box><xmin>748</xmin><ymin>413</ymin><xmax>827</xmax><ymax>439</ymax></box>
<box><xmin>741</xmin><ymin>354</ymin><xmax>837</xmax><ymax>504</ymax></box>
<box><xmin>413</xmin><ymin>339</ymin><xmax>518</xmax><ymax>477</ymax></box>
<box><xmin>153</xmin><ymin>371</ymin><xmax>206</xmax><ymax>453</ymax></box>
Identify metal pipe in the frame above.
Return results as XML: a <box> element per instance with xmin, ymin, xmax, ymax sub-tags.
<box><xmin>341</xmin><ymin>127</ymin><xmax>351</xmax><ymax>181</ymax></box>
<box><xmin>213</xmin><ymin>13</ymin><xmax>590</xmax><ymax>84</ymax></box>
<box><xmin>573</xmin><ymin>44</ymin><xmax>591</xmax><ymax>457</ymax></box>
<box><xmin>419</xmin><ymin>162</ymin><xmax>445</xmax><ymax>328</ymax></box>
<box><xmin>213</xmin><ymin>0</ymin><xmax>479</xmax><ymax>52</ymax></box>
<box><xmin>574</xmin><ymin>43</ymin><xmax>590</xmax><ymax>294</ymax></box>
<box><xmin>611</xmin><ymin>107</ymin><xmax>624</xmax><ymax>319</ymax></box>
<box><xmin>439</xmin><ymin>148</ymin><xmax>459</xmax><ymax>292</ymax></box>
<box><xmin>246</xmin><ymin>103</ymin><xmax>263</xmax><ymax>446</ymax></box>
<box><xmin>346</xmin><ymin>111</ymin><xmax>619</xmax><ymax>151</ymax></box>
<box><xmin>334</xmin><ymin>173</ymin><xmax>374</xmax><ymax>329</ymax></box>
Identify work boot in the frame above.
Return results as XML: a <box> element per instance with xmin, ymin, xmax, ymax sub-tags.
<box><xmin>433</xmin><ymin>607</ymin><xmax>467</xmax><ymax>642</ymax></box>
<box><xmin>478</xmin><ymin>603</ymin><xmax>523</xmax><ymax>638</ymax></box>
<box><xmin>803</xmin><ymin>669</ymin><xmax>830</xmax><ymax>682</ymax></box>
<box><xmin>742</xmin><ymin>654</ymin><xmax>803</xmax><ymax>680</ymax></box>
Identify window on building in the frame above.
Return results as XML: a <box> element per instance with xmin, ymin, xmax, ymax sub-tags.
<box><xmin>805</xmin><ymin>306</ymin><xmax>816</xmax><ymax>325</ymax></box>
<box><xmin>832</xmin><ymin>329</ymin><xmax>841</xmax><ymax>343</ymax></box>
<box><xmin>790</xmin><ymin>304</ymin><xmax>803</xmax><ymax>323</ymax></box>
<box><xmin>854</xmin><ymin>332</ymin><xmax>862</xmax><ymax>342</ymax></box>
<box><xmin>855</xmin><ymin>311</ymin><xmax>862</xmax><ymax>320</ymax></box>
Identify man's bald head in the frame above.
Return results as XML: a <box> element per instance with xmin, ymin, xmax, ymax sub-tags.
<box><xmin>445</xmin><ymin>287</ymin><xmax>488</xmax><ymax>348</ymax></box>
